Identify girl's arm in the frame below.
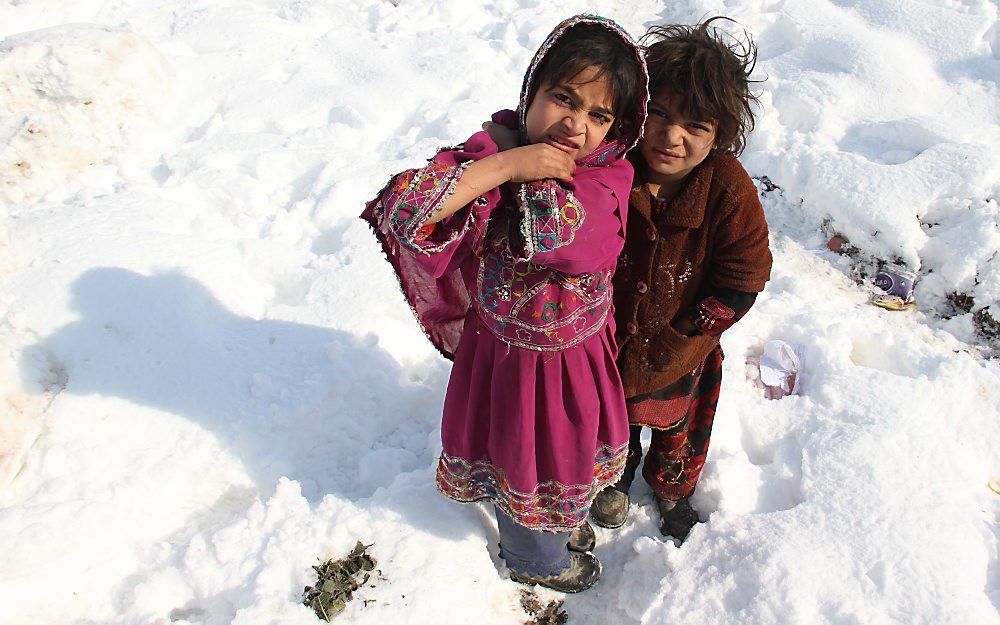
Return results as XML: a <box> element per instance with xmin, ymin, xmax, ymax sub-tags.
<box><xmin>424</xmin><ymin>143</ymin><xmax>575</xmax><ymax>225</ymax></box>
<box><xmin>364</xmin><ymin>130</ymin><xmax>576</xmax><ymax>279</ymax></box>
<box><xmin>482</xmin><ymin>121</ymin><xmax>519</xmax><ymax>152</ymax></box>
<box><xmin>671</xmin><ymin>183</ymin><xmax>771</xmax><ymax>335</ymax></box>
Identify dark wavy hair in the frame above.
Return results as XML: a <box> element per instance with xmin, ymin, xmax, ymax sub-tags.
<box><xmin>529</xmin><ymin>23</ymin><xmax>642</xmax><ymax>141</ymax></box>
<box><xmin>641</xmin><ymin>16</ymin><xmax>761</xmax><ymax>156</ymax></box>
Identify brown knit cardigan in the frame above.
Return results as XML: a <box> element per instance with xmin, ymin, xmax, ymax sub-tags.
<box><xmin>614</xmin><ymin>154</ymin><xmax>772</xmax><ymax>398</ymax></box>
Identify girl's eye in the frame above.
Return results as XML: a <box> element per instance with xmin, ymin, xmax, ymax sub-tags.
<box><xmin>590</xmin><ymin>113</ymin><xmax>610</xmax><ymax>125</ymax></box>
<box><xmin>553</xmin><ymin>93</ymin><xmax>572</xmax><ymax>105</ymax></box>
<box><xmin>689</xmin><ymin>122</ymin><xmax>711</xmax><ymax>132</ymax></box>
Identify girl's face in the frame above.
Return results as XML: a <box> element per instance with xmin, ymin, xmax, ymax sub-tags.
<box><xmin>639</xmin><ymin>94</ymin><xmax>717</xmax><ymax>188</ymax></box>
<box><xmin>524</xmin><ymin>65</ymin><xmax>617</xmax><ymax>161</ymax></box>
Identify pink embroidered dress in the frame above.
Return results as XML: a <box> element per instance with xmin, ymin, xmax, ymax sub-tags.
<box><xmin>361</xmin><ymin>15</ymin><xmax>649</xmax><ymax>531</ymax></box>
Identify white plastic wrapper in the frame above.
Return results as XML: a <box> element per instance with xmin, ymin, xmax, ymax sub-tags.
<box><xmin>746</xmin><ymin>340</ymin><xmax>805</xmax><ymax>399</ymax></box>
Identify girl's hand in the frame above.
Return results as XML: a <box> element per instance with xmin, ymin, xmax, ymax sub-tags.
<box><xmin>671</xmin><ymin>314</ymin><xmax>701</xmax><ymax>337</ymax></box>
<box><xmin>482</xmin><ymin>121</ymin><xmax>519</xmax><ymax>151</ymax></box>
<box><xmin>500</xmin><ymin>143</ymin><xmax>575</xmax><ymax>183</ymax></box>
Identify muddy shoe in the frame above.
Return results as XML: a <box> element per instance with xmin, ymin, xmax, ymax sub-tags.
<box><xmin>508</xmin><ymin>552</ymin><xmax>602</xmax><ymax>593</ymax></box>
<box><xmin>567</xmin><ymin>520</ymin><xmax>596</xmax><ymax>552</ymax></box>
<box><xmin>656</xmin><ymin>496</ymin><xmax>699</xmax><ymax>542</ymax></box>
<box><xmin>590</xmin><ymin>486</ymin><xmax>629</xmax><ymax>528</ymax></box>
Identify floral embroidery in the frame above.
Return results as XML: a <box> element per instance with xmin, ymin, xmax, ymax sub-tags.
<box><xmin>654</xmin><ymin>259</ymin><xmax>695</xmax><ymax>301</ymax></box>
<box><xmin>384</xmin><ymin>159</ymin><xmax>473</xmax><ymax>254</ymax></box>
<box><xmin>474</xmin><ymin>229</ymin><xmax>612</xmax><ymax>352</ymax></box>
<box><xmin>435</xmin><ymin>443</ymin><xmax>628</xmax><ymax>531</ymax></box>
<box><xmin>516</xmin><ymin>180</ymin><xmax>586</xmax><ymax>259</ymax></box>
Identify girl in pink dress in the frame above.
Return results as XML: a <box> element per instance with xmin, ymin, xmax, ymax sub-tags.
<box><xmin>361</xmin><ymin>14</ymin><xmax>648</xmax><ymax>592</ymax></box>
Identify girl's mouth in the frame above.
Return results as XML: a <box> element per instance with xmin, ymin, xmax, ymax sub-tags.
<box><xmin>654</xmin><ymin>148</ymin><xmax>682</xmax><ymax>159</ymax></box>
<box><xmin>546</xmin><ymin>135</ymin><xmax>581</xmax><ymax>154</ymax></box>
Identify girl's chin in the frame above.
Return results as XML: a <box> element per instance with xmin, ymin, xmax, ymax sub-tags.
<box><xmin>645</xmin><ymin>163</ymin><xmax>682</xmax><ymax>176</ymax></box>
<box><xmin>644</xmin><ymin>164</ymin><xmax>691</xmax><ymax>182</ymax></box>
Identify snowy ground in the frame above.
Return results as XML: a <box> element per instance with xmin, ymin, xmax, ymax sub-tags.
<box><xmin>1</xmin><ymin>1</ymin><xmax>999</xmax><ymax>624</ymax></box>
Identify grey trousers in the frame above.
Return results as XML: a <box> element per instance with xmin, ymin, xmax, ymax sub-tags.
<box><xmin>494</xmin><ymin>506</ymin><xmax>572</xmax><ymax>576</ymax></box>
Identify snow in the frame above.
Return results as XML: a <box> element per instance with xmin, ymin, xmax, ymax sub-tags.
<box><xmin>1</xmin><ymin>1</ymin><xmax>998</xmax><ymax>624</ymax></box>
<box><xmin>0</xmin><ymin>24</ymin><xmax>173</xmax><ymax>205</ymax></box>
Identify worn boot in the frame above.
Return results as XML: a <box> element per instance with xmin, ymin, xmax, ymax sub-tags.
<box><xmin>508</xmin><ymin>551</ymin><xmax>602</xmax><ymax>593</ymax></box>
<box><xmin>590</xmin><ymin>487</ymin><xmax>629</xmax><ymax>528</ymax></box>
<box><xmin>590</xmin><ymin>453</ymin><xmax>639</xmax><ymax>529</ymax></box>
<box><xmin>656</xmin><ymin>496</ymin><xmax>699</xmax><ymax>542</ymax></box>
<box><xmin>566</xmin><ymin>520</ymin><xmax>596</xmax><ymax>552</ymax></box>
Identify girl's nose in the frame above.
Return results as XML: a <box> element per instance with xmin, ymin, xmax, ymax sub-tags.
<box><xmin>663</xmin><ymin>123</ymin><xmax>683</xmax><ymax>146</ymax></box>
<box><xmin>564</xmin><ymin>112</ymin><xmax>586</xmax><ymax>134</ymax></box>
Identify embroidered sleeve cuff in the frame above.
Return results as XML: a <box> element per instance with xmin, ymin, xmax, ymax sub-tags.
<box><xmin>692</xmin><ymin>296</ymin><xmax>737</xmax><ymax>336</ymax></box>
<box><xmin>386</xmin><ymin>160</ymin><xmax>474</xmax><ymax>254</ymax></box>
<box><xmin>514</xmin><ymin>179</ymin><xmax>586</xmax><ymax>259</ymax></box>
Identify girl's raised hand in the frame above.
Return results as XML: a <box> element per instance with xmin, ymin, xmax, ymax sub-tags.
<box><xmin>482</xmin><ymin>121</ymin><xmax>519</xmax><ymax>152</ymax></box>
<box><xmin>500</xmin><ymin>143</ymin><xmax>576</xmax><ymax>183</ymax></box>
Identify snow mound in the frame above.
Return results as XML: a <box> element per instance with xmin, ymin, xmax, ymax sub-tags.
<box><xmin>0</xmin><ymin>24</ymin><xmax>172</xmax><ymax>204</ymax></box>
<box><xmin>741</xmin><ymin>0</ymin><xmax>1000</xmax><ymax>340</ymax></box>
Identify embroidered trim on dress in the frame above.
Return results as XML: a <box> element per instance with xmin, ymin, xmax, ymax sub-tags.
<box><xmin>386</xmin><ymin>159</ymin><xmax>473</xmax><ymax>254</ymax></box>
<box><xmin>474</xmin><ymin>248</ymin><xmax>612</xmax><ymax>352</ymax></box>
<box><xmin>435</xmin><ymin>443</ymin><xmax>628</xmax><ymax>531</ymax></box>
<box><xmin>515</xmin><ymin>180</ymin><xmax>586</xmax><ymax>260</ymax></box>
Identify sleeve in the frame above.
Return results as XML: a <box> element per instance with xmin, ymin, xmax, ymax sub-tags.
<box><xmin>382</xmin><ymin>160</ymin><xmax>474</xmax><ymax>253</ymax></box>
<box><xmin>710</xmin><ymin>185</ymin><xmax>772</xmax><ymax>292</ymax></box>
<box><xmin>689</xmin><ymin>288</ymin><xmax>759</xmax><ymax>336</ymax></box>
<box><xmin>511</xmin><ymin>161</ymin><xmax>631</xmax><ymax>275</ymax></box>
<box><xmin>363</xmin><ymin>131</ymin><xmax>502</xmax><ymax>278</ymax></box>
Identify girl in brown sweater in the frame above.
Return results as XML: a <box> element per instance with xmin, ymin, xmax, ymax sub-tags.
<box><xmin>590</xmin><ymin>18</ymin><xmax>773</xmax><ymax>541</ymax></box>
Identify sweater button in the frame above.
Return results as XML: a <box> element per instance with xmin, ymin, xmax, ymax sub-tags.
<box><xmin>646</xmin><ymin>227</ymin><xmax>657</xmax><ymax>241</ymax></box>
<box><xmin>636</xmin><ymin>280</ymin><xmax>648</xmax><ymax>294</ymax></box>
<box><xmin>626</xmin><ymin>321</ymin><xmax>638</xmax><ymax>335</ymax></box>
